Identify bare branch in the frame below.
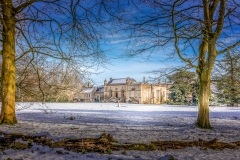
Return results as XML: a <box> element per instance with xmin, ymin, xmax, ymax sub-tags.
<box><xmin>203</xmin><ymin>0</ymin><xmax>211</xmax><ymax>32</ymax></box>
<box><xmin>14</xmin><ymin>0</ymin><xmax>39</xmax><ymax>14</ymax></box>
<box><xmin>209</xmin><ymin>0</ymin><xmax>220</xmax><ymax>20</ymax></box>
<box><xmin>172</xmin><ymin>0</ymin><xmax>197</xmax><ymax>69</ymax></box>
<box><xmin>0</xmin><ymin>8</ymin><xmax>7</xmax><ymax>29</ymax></box>
<box><xmin>217</xmin><ymin>40</ymin><xmax>240</xmax><ymax>54</ymax></box>
<box><xmin>214</xmin><ymin>0</ymin><xmax>226</xmax><ymax>40</ymax></box>
<box><xmin>14</xmin><ymin>0</ymin><xmax>59</xmax><ymax>14</ymax></box>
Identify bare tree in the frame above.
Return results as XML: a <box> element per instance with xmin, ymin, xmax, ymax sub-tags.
<box><xmin>0</xmin><ymin>0</ymin><xmax>109</xmax><ymax>124</ymax></box>
<box><xmin>119</xmin><ymin>0</ymin><xmax>240</xmax><ymax>128</ymax></box>
<box><xmin>16</xmin><ymin>58</ymin><xmax>83</xmax><ymax>102</ymax></box>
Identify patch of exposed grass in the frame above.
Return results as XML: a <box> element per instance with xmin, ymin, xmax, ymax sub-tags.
<box><xmin>0</xmin><ymin>131</ymin><xmax>238</xmax><ymax>154</ymax></box>
<box><xmin>51</xmin><ymin>140</ymin><xmax>65</xmax><ymax>148</ymax></box>
<box><xmin>12</xmin><ymin>142</ymin><xmax>28</xmax><ymax>150</ymax></box>
<box><xmin>149</xmin><ymin>143</ymin><xmax>157</xmax><ymax>150</ymax></box>
<box><xmin>104</xmin><ymin>148</ymin><xmax>112</xmax><ymax>154</ymax></box>
<box><xmin>81</xmin><ymin>149</ymin><xmax>87</xmax><ymax>154</ymax></box>
<box><xmin>132</xmin><ymin>144</ymin><xmax>147</xmax><ymax>151</ymax></box>
<box><xmin>169</xmin><ymin>155</ymin><xmax>175</xmax><ymax>160</ymax></box>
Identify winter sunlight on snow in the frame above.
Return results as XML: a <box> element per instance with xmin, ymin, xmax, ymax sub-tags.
<box><xmin>0</xmin><ymin>103</ymin><xmax>240</xmax><ymax>159</ymax></box>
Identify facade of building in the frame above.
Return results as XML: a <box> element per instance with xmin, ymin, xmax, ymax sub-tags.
<box><xmin>75</xmin><ymin>83</ymin><xmax>96</xmax><ymax>102</ymax></box>
<box><xmin>78</xmin><ymin>87</ymin><xmax>96</xmax><ymax>102</ymax></box>
<box><xmin>103</xmin><ymin>77</ymin><xmax>168</xmax><ymax>104</ymax></box>
<box><xmin>76</xmin><ymin>84</ymin><xmax>104</xmax><ymax>102</ymax></box>
<box><xmin>94</xmin><ymin>86</ymin><xmax>104</xmax><ymax>102</ymax></box>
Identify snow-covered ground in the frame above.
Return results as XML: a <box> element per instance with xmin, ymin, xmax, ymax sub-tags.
<box><xmin>1</xmin><ymin>103</ymin><xmax>240</xmax><ymax>160</ymax></box>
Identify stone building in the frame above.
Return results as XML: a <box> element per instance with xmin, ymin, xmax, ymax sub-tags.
<box><xmin>77</xmin><ymin>83</ymin><xmax>96</xmax><ymax>102</ymax></box>
<box><xmin>94</xmin><ymin>86</ymin><xmax>104</xmax><ymax>102</ymax></box>
<box><xmin>103</xmin><ymin>77</ymin><xmax>168</xmax><ymax>104</ymax></box>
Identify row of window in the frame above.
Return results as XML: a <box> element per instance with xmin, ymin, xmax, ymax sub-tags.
<box><xmin>109</xmin><ymin>90</ymin><xmax>165</xmax><ymax>98</ymax></box>
<box><xmin>84</xmin><ymin>94</ymin><xmax>91</xmax><ymax>98</ymax></box>
<box><xmin>109</xmin><ymin>90</ymin><xmax>124</xmax><ymax>98</ymax></box>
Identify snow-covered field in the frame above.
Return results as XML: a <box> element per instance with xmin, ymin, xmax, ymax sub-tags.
<box><xmin>1</xmin><ymin>103</ymin><xmax>240</xmax><ymax>160</ymax></box>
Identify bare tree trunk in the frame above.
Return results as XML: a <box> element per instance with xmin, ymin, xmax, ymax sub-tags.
<box><xmin>0</xmin><ymin>1</ymin><xmax>17</xmax><ymax>124</ymax></box>
<box><xmin>197</xmin><ymin>74</ymin><xmax>211</xmax><ymax>128</ymax></box>
<box><xmin>196</xmin><ymin>44</ymin><xmax>216</xmax><ymax>129</ymax></box>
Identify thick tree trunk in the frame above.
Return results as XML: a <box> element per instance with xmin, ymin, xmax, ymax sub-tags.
<box><xmin>196</xmin><ymin>43</ymin><xmax>216</xmax><ymax>129</ymax></box>
<box><xmin>0</xmin><ymin>1</ymin><xmax>17</xmax><ymax>124</ymax></box>
<box><xmin>196</xmin><ymin>75</ymin><xmax>211</xmax><ymax>128</ymax></box>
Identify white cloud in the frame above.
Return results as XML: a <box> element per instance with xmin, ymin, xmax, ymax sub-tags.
<box><xmin>91</xmin><ymin>58</ymin><xmax>183</xmax><ymax>86</ymax></box>
<box><xmin>106</xmin><ymin>38</ymin><xmax>131</xmax><ymax>44</ymax></box>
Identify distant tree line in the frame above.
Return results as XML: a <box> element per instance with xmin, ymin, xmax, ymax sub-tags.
<box><xmin>166</xmin><ymin>70</ymin><xmax>198</xmax><ymax>105</ymax></box>
<box><xmin>213</xmin><ymin>51</ymin><xmax>240</xmax><ymax>106</ymax></box>
<box><xmin>0</xmin><ymin>58</ymin><xmax>83</xmax><ymax>103</ymax></box>
<box><xmin>166</xmin><ymin>51</ymin><xmax>240</xmax><ymax>106</ymax></box>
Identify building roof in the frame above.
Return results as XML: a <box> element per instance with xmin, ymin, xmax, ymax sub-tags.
<box><xmin>109</xmin><ymin>78</ymin><xmax>127</xmax><ymax>84</ymax></box>
<box><xmin>96</xmin><ymin>86</ymin><xmax>104</xmax><ymax>92</ymax></box>
<box><xmin>131</xmin><ymin>82</ymin><xmax>141</xmax><ymax>85</ymax></box>
<box><xmin>108</xmin><ymin>77</ymin><xmax>136</xmax><ymax>85</ymax></box>
<box><xmin>81</xmin><ymin>87</ymin><xmax>95</xmax><ymax>93</ymax></box>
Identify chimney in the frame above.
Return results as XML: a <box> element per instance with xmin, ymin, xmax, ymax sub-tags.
<box><xmin>126</xmin><ymin>77</ymin><xmax>129</xmax><ymax>84</ymax></box>
<box><xmin>158</xmin><ymin>79</ymin><xmax>160</xmax><ymax>84</ymax></box>
<box><xmin>87</xmin><ymin>82</ymin><xmax>90</xmax><ymax>87</ymax></box>
<box><xmin>143</xmin><ymin>76</ymin><xmax>146</xmax><ymax>83</ymax></box>
<box><xmin>104</xmin><ymin>78</ymin><xmax>107</xmax><ymax>86</ymax></box>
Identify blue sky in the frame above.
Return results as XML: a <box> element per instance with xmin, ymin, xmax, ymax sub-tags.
<box><xmin>91</xmin><ymin>58</ymin><xmax>173</xmax><ymax>86</ymax></box>
<box><xmin>23</xmin><ymin>1</ymin><xmax>237</xmax><ymax>86</ymax></box>
<box><xmin>91</xmin><ymin>33</ymin><xmax>184</xmax><ymax>86</ymax></box>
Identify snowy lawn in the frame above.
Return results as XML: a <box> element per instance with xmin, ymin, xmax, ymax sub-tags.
<box><xmin>0</xmin><ymin>103</ymin><xmax>240</xmax><ymax>160</ymax></box>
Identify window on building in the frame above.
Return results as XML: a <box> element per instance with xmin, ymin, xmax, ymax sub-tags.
<box><xmin>116</xmin><ymin>92</ymin><xmax>118</xmax><ymax>98</ymax></box>
<box><xmin>157</xmin><ymin>90</ymin><xmax>160</xmax><ymax>98</ymax></box>
<box><xmin>121</xmin><ymin>90</ymin><xmax>124</xmax><ymax>97</ymax></box>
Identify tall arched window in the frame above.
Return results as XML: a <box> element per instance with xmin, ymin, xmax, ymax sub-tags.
<box><xmin>157</xmin><ymin>90</ymin><xmax>160</xmax><ymax>98</ymax></box>
<box><xmin>116</xmin><ymin>92</ymin><xmax>118</xmax><ymax>98</ymax></box>
<box><xmin>121</xmin><ymin>90</ymin><xmax>124</xmax><ymax>97</ymax></box>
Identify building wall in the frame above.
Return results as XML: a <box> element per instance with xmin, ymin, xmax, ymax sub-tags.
<box><xmin>104</xmin><ymin>84</ymin><xmax>128</xmax><ymax>102</ymax></box>
<box><xmin>78</xmin><ymin>88</ymin><xmax>96</xmax><ymax>102</ymax></box>
<box><xmin>94</xmin><ymin>92</ymin><xmax>104</xmax><ymax>102</ymax></box>
<box><xmin>104</xmin><ymin>82</ymin><xmax>168</xmax><ymax>104</ymax></box>
<box><xmin>126</xmin><ymin>84</ymin><xmax>141</xmax><ymax>103</ymax></box>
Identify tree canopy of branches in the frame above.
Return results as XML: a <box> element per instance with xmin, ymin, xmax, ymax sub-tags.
<box><xmin>213</xmin><ymin>51</ymin><xmax>240</xmax><ymax>105</ymax></box>
<box><xmin>16</xmin><ymin>59</ymin><xmax>83</xmax><ymax>102</ymax></box>
<box><xmin>167</xmin><ymin>71</ymin><xmax>198</xmax><ymax>105</ymax></box>
<box><xmin>116</xmin><ymin>0</ymin><xmax>240</xmax><ymax>128</ymax></box>
<box><xmin>0</xmin><ymin>0</ymin><xmax>109</xmax><ymax>124</ymax></box>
